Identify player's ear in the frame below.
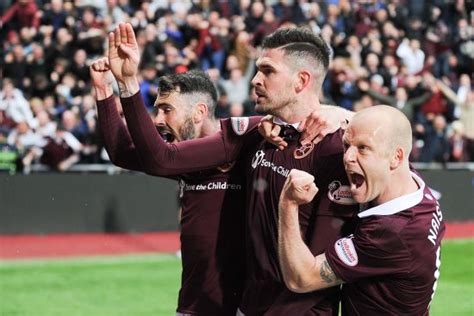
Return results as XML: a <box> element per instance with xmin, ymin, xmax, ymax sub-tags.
<box><xmin>193</xmin><ymin>103</ymin><xmax>208</xmax><ymax>124</ymax></box>
<box><xmin>295</xmin><ymin>70</ymin><xmax>311</xmax><ymax>93</ymax></box>
<box><xmin>390</xmin><ymin>146</ymin><xmax>404</xmax><ymax>170</ymax></box>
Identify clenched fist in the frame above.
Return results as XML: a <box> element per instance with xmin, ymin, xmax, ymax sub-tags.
<box><xmin>280</xmin><ymin>169</ymin><xmax>318</xmax><ymax>207</ymax></box>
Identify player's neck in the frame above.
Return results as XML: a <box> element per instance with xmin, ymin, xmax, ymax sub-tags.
<box><xmin>198</xmin><ymin>118</ymin><xmax>220</xmax><ymax>138</ymax></box>
<box><xmin>276</xmin><ymin>96</ymin><xmax>320</xmax><ymax>124</ymax></box>
<box><xmin>375</xmin><ymin>168</ymin><xmax>419</xmax><ymax>205</ymax></box>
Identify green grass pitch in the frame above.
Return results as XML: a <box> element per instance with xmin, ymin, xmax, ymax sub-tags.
<box><xmin>0</xmin><ymin>239</ymin><xmax>472</xmax><ymax>315</ymax></box>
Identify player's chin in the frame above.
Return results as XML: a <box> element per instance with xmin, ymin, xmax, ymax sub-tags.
<box><xmin>350</xmin><ymin>184</ymin><xmax>369</xmax><ymax>204</ymax></box>
<box><xmin>255</xmin><ymin>101</ymin><xmax>270</xmax><ymax>114</ymax></box>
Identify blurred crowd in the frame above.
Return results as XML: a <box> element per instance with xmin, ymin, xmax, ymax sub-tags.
<box><xmin>0</xmin><ymin>0</ymin><xmax>473</xmax><ymax>172</ymax></box>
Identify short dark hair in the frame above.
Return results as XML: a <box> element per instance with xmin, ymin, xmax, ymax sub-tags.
<box><xmin>157</xmin><ymin>70</ymin><xmax>218</xmax><ymax>117</ymax></box>
<box><xmin>262</xmin><ymin>27</ymin><xmax>331</xmax><ymax>72</ymax></box>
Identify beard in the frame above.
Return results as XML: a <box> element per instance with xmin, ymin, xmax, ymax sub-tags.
<box><xmin>255</xmin><ymin>94</ymin><xmax>296</xmax><ymax>116</ymax></box>
<box><xmin>178</xmin><ymin>116</ymin><xmax>196</xmax><ymax>141</ymax></box>
<box><xmin>156</xmin><ymin>116</ymin><xmax>195</xmax><ymax>143</ymax></box>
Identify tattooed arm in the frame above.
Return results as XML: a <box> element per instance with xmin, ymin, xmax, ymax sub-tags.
<box><xmin>278</xmin><ymin>169</ymin><xmax>343</xmax><ymax>293</ymax></box>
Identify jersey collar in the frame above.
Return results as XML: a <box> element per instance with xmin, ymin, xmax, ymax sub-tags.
<box><xmin>272</xmin><ymin>117</ymin><xmax>301</xmax><ymax>130</ymax></box>
<box><xmin>358</xmin><ymin>172</ymin><xmax>425</xmax><ymax>218</ymax></box>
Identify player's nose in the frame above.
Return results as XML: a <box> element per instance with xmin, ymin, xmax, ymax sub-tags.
<box><xmin>251</xmin><ymin>72</ymin><xmax>263</xmax><ymax>87</ymax></box>
<box><xmin>344</xmin><ymin>146</ymin><xmax>356</xmax><ymax>164</ymax></box>
<box><xmin>154</xmin><ymin>111</ymin><xmax>165</xmax><ymax>125</ymax></box>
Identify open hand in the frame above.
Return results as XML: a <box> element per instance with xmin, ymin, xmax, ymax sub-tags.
<box><xmin>299</xmin><ymin>105</ymin><xmax>353</xmax><ymax>145</ymax></box>
<box><xmin>108</xmin><ymin>23</ymin><xmax>140</xmax><ymax>83</ymax></box>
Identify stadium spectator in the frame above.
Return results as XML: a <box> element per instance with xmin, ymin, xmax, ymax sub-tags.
<box><xmin>2</xmin><ymin>44</ymin><xmax>28</xmax><ymax>89</ymax></box>
<box><xmin>39</xmin><ymin>124</ymin><xmax>83</xmax><ymax>171</ymax></box>
<box><xmin>252</xmin><ymin>8</ymin><xmax>279</xmax><ymax>47</ymax></box>
<box><xmin>6</xmin><ymin>120</ymin><xmax>44</xmax><ymax>171</ymax></box>
<box><xmin>138</xmin><ymin>63</ymin><xmax>159</xmax><ymax>109</ymax></box>
<box><xmin>0</xmin><ymin>0</ymin><xmax>40</xmax><ymax>35</ymax></box>
<box><xmin>220</xmin><ymin>57</ymin><xmax>255</xmax><ymax>105</ymax></box>
<box><xmin>68</xmin><ymin>49</ymin><xmax>90</xmax><ymax>85</ymax></box>
<box><xmin>417</xmin><ymin>114</ymin><xmax>450</xmax><ymax>163</ymax></box>
<box><xmin>60</xmin><ymin>109</ymin><xmax>88</xmax><ymax>144</ymax></box>
<box><xmin>396</xmin><ymin>38</ymin><xmax>425</xmax><ymax>75</ymax></box>
<box><xmin>75</xmin><ymin>6</ymin><xmax>105</xmax><ymax>56</ymax></box>
<box><xmin>358</xmin><ymin>80</ymin><xmax>431</xmax><ymax>122</ymax></box>
<box><xmin>34</xmin><ymin>110</ymin><xmax>56</xmax><ymax>138</ymax></box>
<box><xmin>0</xmin><ymin>107</ymin><xmax>16</xmax><ymax>139</ymax></box>
<box><xmin>40</xmin><ymin>0</ymin><xmax>68</xmax><ymax>34</ymax></box>
<box><xmin>436</xmin><ymin>78</ymin><xmax>474</xmax><ymax>160</ymax></box>
<box><xmin>0</xmin><ymin>79</ymin><xmax>36</xmax><ymax>128</ymax></box>
<box><xmin>195</xmin><ymin>18</ymin><xmax>225</xmax><ymax>71</ymax></box>
<box><xmin>448</xmin><ymin>120</ymin><xmax>471</xmax><ymax>162</ymax></box>
<box><xmin>278</xmin><ymin>105</ymin><xmax>445</xmax><ymax>315</ymax></box>
<box><xmin>26</xmin><ymin>43</ymin><xmax>51</xmax><ymax>98</ymax></box>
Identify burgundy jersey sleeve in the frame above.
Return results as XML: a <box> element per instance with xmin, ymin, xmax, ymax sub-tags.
<box><xmin>325</xmin><ymin>217</ymin><xmax>412</xmax><ymax>283</ymax></box>
<box><xmin>96</xmin><ymin>95</ymin><xmax>143</xmax><ymax>171</ymax></box>
<box><xmin>219</xmin><ymin>116</ymin><xmax>262</xmax><ymax>159</ymax></box>
<box><xmin>120</xmin><ymin>92</ymin><xmax>259</xmax><ymax>176</ymax></box>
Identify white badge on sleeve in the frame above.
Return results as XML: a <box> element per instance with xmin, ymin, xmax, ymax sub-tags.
<box><xmin>334</xmin><ymin>236</ymin><xmax>358</xmax><ymax>266</ymax></box>
<box><xmin>231</xmin><ymin>117</ymin><xmax>250</xmax><ymax>136</ymax></box>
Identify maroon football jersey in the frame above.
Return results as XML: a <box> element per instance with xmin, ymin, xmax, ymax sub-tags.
<box><xmin>325</xmin><ymin>172</ymin><xmax>445</xmax><ymax>316</ymax></box>
<box><xmin>223</xmin><ymin>123</ymin><xmax>357</xmax><ymax>315</ymax></box>
<box><xmin>97</xmin><ymin>94</ymin><xmax>261</xmax><ymax>315</ymax></box>
<box><xmin>177</xmin><ymin>166</ymin><xmax>248</xmax><ymax>315</ymax></box>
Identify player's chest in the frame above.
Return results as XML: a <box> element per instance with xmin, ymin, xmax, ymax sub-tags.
<box><xmin>246</xmin><ymin>142</ymin><xmax>315</xmax><ymax>181</ymax></box>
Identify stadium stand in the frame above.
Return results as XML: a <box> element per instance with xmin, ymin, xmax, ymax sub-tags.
<box><xmin>0</xmin><ymin>0</ymin><xmax>472</xmax><ymax>173</ymax></box>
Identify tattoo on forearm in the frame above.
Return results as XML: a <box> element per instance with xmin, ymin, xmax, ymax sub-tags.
<box><xmin>117</xmin><ymin>82</ymin><xmax>134</xmax><ymax>98</ymax></box>
<box><xmin>119</xmin><ymin>89</ymin><xmax>133</xmax><ymax>98</ymax></box>
<box><xmin>320</xmin><ymin>259</ymin><xmax>338</xmax><ymax>284</ymax></box>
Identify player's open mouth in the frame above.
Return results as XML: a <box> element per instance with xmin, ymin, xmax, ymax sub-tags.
<box><xmin>348</xmin><ymin>171</ymin><xmax>365</xmax><ymax>189</ymax></box>
<box><xmin>156</xmin><ymin>125</ymin><xmax>176</xmax><ymax>143</ymax></box>
<box><xmin>255</xmin><ymin>89</ymin><xmax>267</xmax><ymax>99</ymax></box>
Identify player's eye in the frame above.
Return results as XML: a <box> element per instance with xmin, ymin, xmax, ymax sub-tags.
<box><xmin>259</xmin><ymin>67</ymin><xmax>273</xmax><ymax>75</ymax></box>
<box><xmin>343</xmin><ymin>142</ymin><xmax>349</xmax><ymax>152</ymax></box>
<box><xmin>159</xmin><ymin>106</ymin><xmax>172</xmax><ymax>114</ymax></box>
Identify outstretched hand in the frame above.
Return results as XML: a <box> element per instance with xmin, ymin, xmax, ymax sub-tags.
<box><xmin>299</xmin><ymin>105</ymin><xmax>353</xmax><ymax>145</ymax></box>
<box><xmin>108</xmin><ymin>23</ymin><xmax>140</xmax><ymax>84</ymax></box>
<box><xmin>258</xmin><ymin>115</ymin><xmax>288</xmax><ymax>150</ymax></box>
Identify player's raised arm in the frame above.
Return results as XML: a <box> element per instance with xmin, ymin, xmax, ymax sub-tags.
<box><xmin>106</xmin><ymin>23</ymin><xmax>242</xmax><ymax>176</ymax></box>
<box><xmin>122</xmin><ymin>93</ymin><xmax>239</xmax><ymax>176</ymax></box>
<box><xmin>108</xmin><ymin>23</ymin><xmax>140</xmax><ymax>97</ymax></box>
<box><xmin>278</xmin><ymin>169</ymin><xmax>343</xmax><ymax>293</ymax></box>
<box><xmin>91</xmin><ymin>57</ymin><xmax>143</xmax><ymax>171</ymax></box>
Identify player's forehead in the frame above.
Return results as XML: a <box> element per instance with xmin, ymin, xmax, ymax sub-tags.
<box><xmin>155</xmin><ymin>91</ymin><xmax>186</xmax><ymax>111</ymax></box>
<box><xmin>256</xmin><ymin>48</ymin><xmax>287</xmax><ymax>69</ymax></box>
<box><xmin>344</xmin><ymin>120</ymin><xmax>379</xmax><ymax>144</ymax></box>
